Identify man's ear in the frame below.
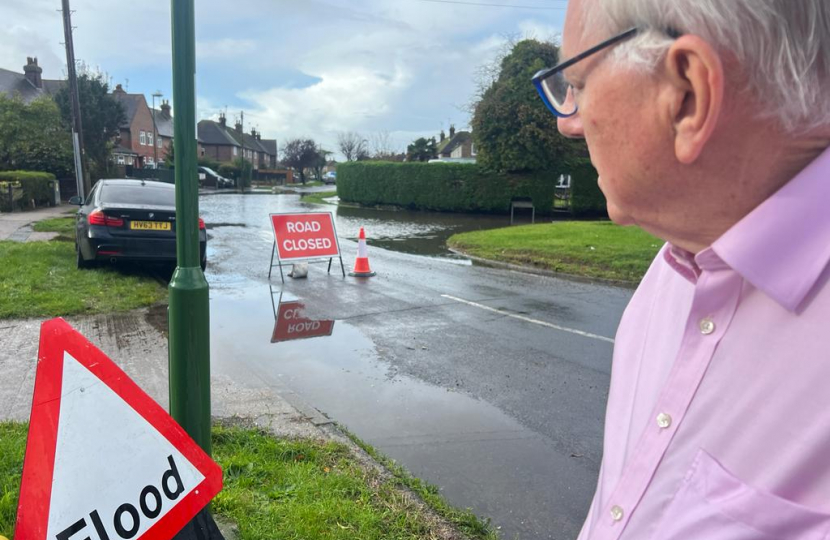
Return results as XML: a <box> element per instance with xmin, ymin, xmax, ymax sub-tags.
<box><xmin>662</xmin><ymin>35</ymin><xmax>724</xmax><ymax>164</ymax></box>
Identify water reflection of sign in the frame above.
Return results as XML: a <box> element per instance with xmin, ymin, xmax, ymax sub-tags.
<box><xmin>272</xmin><ymin>300</ymin><xmax>335</xmax><ymax>343</ymax></box>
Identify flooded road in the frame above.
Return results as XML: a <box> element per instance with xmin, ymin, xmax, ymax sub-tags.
<box><xmin>201</xmin><ymin>193</ymin><xmax>632</xmax><ymax>540</ymax></box>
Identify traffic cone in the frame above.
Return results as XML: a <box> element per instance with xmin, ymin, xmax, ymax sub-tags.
<box><xmin>349</xmin><ymin>227</ymin><xmax>376</xmax><ymax>277</ymax></box>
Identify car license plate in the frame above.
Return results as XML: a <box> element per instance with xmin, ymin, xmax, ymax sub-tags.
<box><xmin>130</xmin><ymin>221</ymin><xmax>171</xmax><ymax>231</ymax></box>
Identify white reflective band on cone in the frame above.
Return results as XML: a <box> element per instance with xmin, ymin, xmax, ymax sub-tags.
<box><xmin>358</xmin><ymin>240</ymin><xmax>368</xmax><ymax>258</ymax></box>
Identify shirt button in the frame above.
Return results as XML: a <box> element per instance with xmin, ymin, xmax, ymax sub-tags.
<box><xmin>656</xmin><ymin>412</ymin><xmax>672</xmax><ymax>429</ymax></box>
<box><xmin>610</xmin><ymin>505</ymin><xmax>624</xmax><ymax>521</ymax></box>
<box><xmin>699</xmin><ymin>317</ymin><xmax>715</xmax><ymax>335</ymax></box>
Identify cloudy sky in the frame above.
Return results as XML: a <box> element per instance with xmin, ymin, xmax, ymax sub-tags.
<box><xmin>1</xmin><ymin>0</ymin><xmax>567</xmax><ymax>159</ymax></box>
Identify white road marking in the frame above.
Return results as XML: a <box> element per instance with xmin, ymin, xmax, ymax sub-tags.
<box><xmin>441</xmin><ymin>294</ymin><xmax>615</xmax><ymax>344</ymax></box>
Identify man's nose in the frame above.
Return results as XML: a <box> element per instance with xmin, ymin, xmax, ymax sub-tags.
<box><xmin>557</xmin><ymin>112</ymin><xmax>584</xmax><ymax>139</ymax></box>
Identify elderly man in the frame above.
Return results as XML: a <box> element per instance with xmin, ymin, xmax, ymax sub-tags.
<box><xmin>533</xmin><ymin>0</ymin><xmax>830</xmax><ymax>538</ymax></box>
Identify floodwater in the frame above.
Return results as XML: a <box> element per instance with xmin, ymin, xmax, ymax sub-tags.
<box><xmin>200</xmin><ymin>192</ymin><xmax>522</xmax><ymax>260</ymax></box>
<box><xmin>209</xmin><ymin>284</ymin><xmax>596</xmax><ymax>540</ymax></box>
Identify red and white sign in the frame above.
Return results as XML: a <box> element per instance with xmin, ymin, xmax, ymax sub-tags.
<box><xmin>272</xmin><ymin>301</ymin><xmax>335</xmax><ymax>343</ymax></box>
<box><xmin>270</xmin><ymin>212</ymin><xmax>340</xmax><ymax>261</ymax></box>
<box><xmin>15</xmin><ymin>318</ymin><xmax>222</xmax><ymax>540</ymax></box>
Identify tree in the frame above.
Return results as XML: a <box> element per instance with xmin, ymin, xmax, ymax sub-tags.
<box><xmin>55</xmin><ymin>71</ymin><xmax>125</xmax><ymax>182</ymax></box>
<box><xmin>406</xmin><ymin>137</ymin><xmax>437</xmax><ymax>162</ymax></box>
<box><xmin>312</xmin><ymin>145</ymin><xmax>332</xmax><ymax>182</ymax></box>
<box><xmin>282</xmin><ymin>139</ymin><xmax>320</xmax><ymax>184</ymax></box>
<box><xmin>370</xmin><ymin>130</ymin><xmax>400</xmax><ymax>161</ymax></box>
<box><xmin>232</xmin><ymin>157</ymin><xmax>252</xmax><ymax>188</ymax></box>
<box><xmin>337</xmin><ymin>131</ymin><xmax>369</xmax><ymax>161</ymax></box>
<box><xmin>0</xmin><ymin>95</ymin><xmax>74</xmax><ymax>176</ymax></box>
<box><xmin>471</xmin><ymin>39</ymin><xmax>586</xmax><ymax>172</ymax></box>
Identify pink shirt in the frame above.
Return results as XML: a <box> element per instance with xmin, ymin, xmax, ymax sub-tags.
<box><xmin>578</xmin><ymin>145</ymin><xmax>830</xmax><ymax>540</ymax></box>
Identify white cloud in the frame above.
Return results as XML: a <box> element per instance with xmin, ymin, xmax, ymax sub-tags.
<box><xmin>0</xmin><ymin>0</ymin><xmax>567</xmax><ymax>160</ymax></box>
<box><xmin>197</xmin><ymin>39</ymin><xmax>257</xmax><ymax>60</ymax></box>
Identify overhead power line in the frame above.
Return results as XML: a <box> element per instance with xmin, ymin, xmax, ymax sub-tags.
<box><xmin>415</xmin><ymin>0</ymin><xmax>567</xmax><ymax>9</ymax></box>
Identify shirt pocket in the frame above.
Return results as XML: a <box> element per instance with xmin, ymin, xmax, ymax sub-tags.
<box><xmin>651</xmin><ymin>449</ymin><xmax>830</xmax><ymax>540</ymax></box>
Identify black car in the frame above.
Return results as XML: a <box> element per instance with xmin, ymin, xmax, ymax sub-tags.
<box><xmin>71</xmin><ymin>179</ymin><xmax>207</xmax><ymax>270</ymax></box>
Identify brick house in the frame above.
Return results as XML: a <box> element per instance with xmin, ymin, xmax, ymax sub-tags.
<box><xmin>111</xmin><ymin>84</ymin><xmax>170</xmax><ymax>168</ymax></box>
<box><xmin>0</xmin><ymin>57</ymin><xmax>65</xmax><ymax>103</ymax></box>
<box><xmin>197</xmin><ymin>114</ymin><xmax>277</xmax><ymax>170</ymax></box>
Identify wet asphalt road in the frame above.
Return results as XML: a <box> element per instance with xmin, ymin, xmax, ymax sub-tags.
<box><xmin>200</xmin><ymin>193</ymin><xmax>633</xmax><ymax>540</ymax></box>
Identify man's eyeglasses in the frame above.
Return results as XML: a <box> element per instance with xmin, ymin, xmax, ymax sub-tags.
<box><xmin>532</xmin><ymin>27</ymin><xmax>639</xmax><ymax>118</ymax></box>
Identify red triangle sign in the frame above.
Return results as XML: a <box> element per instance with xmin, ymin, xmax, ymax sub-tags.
<box><xmin>14</xmin><ymin>318</ymin><xmax>223</xmax><ymax>540</ymax></box>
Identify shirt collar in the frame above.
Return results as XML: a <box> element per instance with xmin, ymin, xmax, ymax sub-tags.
<box><xmin>706</xmin><ymin>145</ymin><xmax>830</xmax><ymax>312</ymax></box>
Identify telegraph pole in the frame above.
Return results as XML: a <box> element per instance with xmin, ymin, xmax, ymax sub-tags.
<box><xmin>60</xmin><ymin>0</ymin><xmax>88</xmax><ymax>198</ymax></box>
<box><xmin>239</xmin><ymin>110</ymin><xmax>245</xmax><ymax>190</ymax></box>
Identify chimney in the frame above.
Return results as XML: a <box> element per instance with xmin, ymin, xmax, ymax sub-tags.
<box><xmin>160</xmin><ymin>100</ymin><xmax>171</xmax><ymax>119</ymax></box>
<box><xmin>234</xmin><ymin>121</ymin><xmax>242</xmax><ymax>133</ymax></box>
<box><xmin>218</xmin><ymin>113</ymin><xmax>226</xmax><ymax>127</ymax></box>
<box><xmin>256</xmin><ymin>133</ymin><xmax>261</xmax><ymax>141</ymax></box>
<box><xmin>250</xmin><ymin>128</ymin><xmax>257</xmax><ymax>138</ymax></box>
<box><xmin>113</xmin><ymin>83</ymin><xmax>126</xmax><ymax>94</ymax></box>
<box><xmin>449</xmin><ymin>125</ymin><xmax>455</xmax><ymax>138</ymax></box>
<box><xmin>23</xmin><ymin>57</ymin><xmax>43</xmax><ymax>89</ymax></box>
<box><xmin>440</xmin><ymin>130</ymin><xmax>445</xmax><ymax>142</ymax></box>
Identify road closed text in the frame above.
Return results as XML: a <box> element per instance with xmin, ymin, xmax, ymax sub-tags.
<box><xmin>282</xmin><ymin>237</ymin><xmax>333</xmax><ymax>252</ymax></box>
<box><xmin>271</xmin><ymin>213</ymin><xmax>340</xmax><ymax>260</ymax></box>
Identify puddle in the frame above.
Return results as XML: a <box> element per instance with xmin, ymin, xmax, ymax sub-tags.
<box><xmin>208</xmin><ymin>285</ymin><xmax>599</xmax><ymax>540</ymax></box>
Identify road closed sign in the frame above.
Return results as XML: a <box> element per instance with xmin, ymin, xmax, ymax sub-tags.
<box><xmin>270</xmin><ymin>212</ymin><xmax>340</xmax><ymax>261</ymax></box>
<box><xmin>14</xmin><ymin>318</ymin><xmax>222</xmax><ymax>540</ymax></box>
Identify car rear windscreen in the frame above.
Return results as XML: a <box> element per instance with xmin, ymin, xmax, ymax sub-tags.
<box><xmin>101</xmin><ymin>184</ymin><xmax>175</xmax><ymax>206</ymax></box>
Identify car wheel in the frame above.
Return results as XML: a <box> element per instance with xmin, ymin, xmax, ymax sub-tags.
<box><xmin>76</xmin><ymin>242</ymin><xmax>91</xmax><ymax>269</ymax></box>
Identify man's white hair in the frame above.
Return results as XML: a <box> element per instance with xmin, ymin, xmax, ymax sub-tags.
<box><xmin>587</xmin><ymin>0</ymin><xmax>830</xmax><ymax>133</ymax></box>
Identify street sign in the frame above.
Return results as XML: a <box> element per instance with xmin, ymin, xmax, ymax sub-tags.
<box><xmin>14</xmin><ymin>318</ymin><xmax>223</xmax><ymax>540</ymax></box>
<box><xmin>270</xmin><ymin>212</ymin><xmax>340</xmax><ymax>261</ymax></box>
<box><xmin>268</xmin><ymin>212</ymin><xmax>345</xmax><ymax>281</ymax></box>
<box><xmin>272</xmin><ymin>300</ymin><xmax>335</xmax><ymax>343</ymax></box>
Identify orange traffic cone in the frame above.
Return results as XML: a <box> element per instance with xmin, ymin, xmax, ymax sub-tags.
<box><xmin>349</xmin><ymin>227</ymin><xmax>376</xmax><ymax>277</ymax></box>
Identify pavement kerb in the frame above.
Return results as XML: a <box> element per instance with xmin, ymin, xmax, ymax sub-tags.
<box><xmin>448</xmin><ymin>247</ymin><xmax>640</xmax><ymax>289</ymax></box>
<box><xmin>0</xmin><ymin>204</ymin><xmax>73</xmax><ymax>241</ymax></box>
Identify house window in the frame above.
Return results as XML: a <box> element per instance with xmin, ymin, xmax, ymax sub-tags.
<box><xmin>127</xmin><ymin>157</ymin><xmax>134</xmax><ymax>165</ymax></box>
<box><xmin>146</xmin><ymin>157</ymin><xmax>155</xmax><ymax>168</ymax></box>
<box><xmin>157</xmin><ymin>137</ymin><xmax>163</xmax><ymax>148</ymax></box>
<box><xmin>116</xmin><ymin>155</ymin><xmax>125</xmax><ymax>165</ymax></box>
<box><xmin>140</xmin><ymin>131</ymin><xmax>146</xmax><ymax>145</ymax></box>
<box><xmin>148</xmin><ymin>132</ymin><xmax>154</xmax><ymax>146</ymax></box>
<box><xmin>233</xmin><ymin>146</ymin><xmax>238</xmax><ymax>156</ymax></box>
<box><xmin>200</xmin><ymin>147</ymin><xmax>205</xmax><ymax>157</ymax></box>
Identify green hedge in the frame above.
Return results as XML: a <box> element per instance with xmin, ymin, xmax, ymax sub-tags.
<box><xmin>569</xmin><ymin>160</ymin><xmax>607</xmax><ymax>216</ymax></box>
<box><xmin>336</xmin><ymin>160</ymin><xmax>606</xmax><ymax>216</ymax></box>
<box><xmin>0</xmin><ymin>170</ymin><xmax>56</xmax><ymax>209</ymax></box>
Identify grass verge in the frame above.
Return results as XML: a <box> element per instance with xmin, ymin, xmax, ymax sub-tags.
<box><xmin>0</xmin><ymin>422</ymin><xmax>26</xmax><ymax>535</ymax></box>
<box><xmin>301</xmin><ymin>190</ymin><xmax>338</xmax><ymax>205</ymax></box>
<box><xmin>448</xmin><ymin>221</ymin><xmax>663</xmax><ymax>283</ymax></box>
<box><xmin>0</xmin><ymin>240</ymin><xmax>166</xmax><ymax>319</ymax></box>
<box><xmin>32</xmin><ymin>216</ymin><xmax>75</xmax><ymax>241</ymax></box>
<box><xmin>0</xmin><ymin>423</ymin><xmax>496</xmax><ymax>540</ymax></box>
<box><xmin>340</xmin><ymin>426</ymin><xmax>499</xmax><ymax>540</ymax></box>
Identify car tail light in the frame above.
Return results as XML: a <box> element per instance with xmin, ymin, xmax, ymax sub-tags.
<box><xmin>88</xmin><ymin>210</ymin><xmax>124</xmax><ymax>227</ymax></box>
<box><xmin>198</xmin><ymin>217</ymin><xmax>205</xmax><ymax>230</ymax></box>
